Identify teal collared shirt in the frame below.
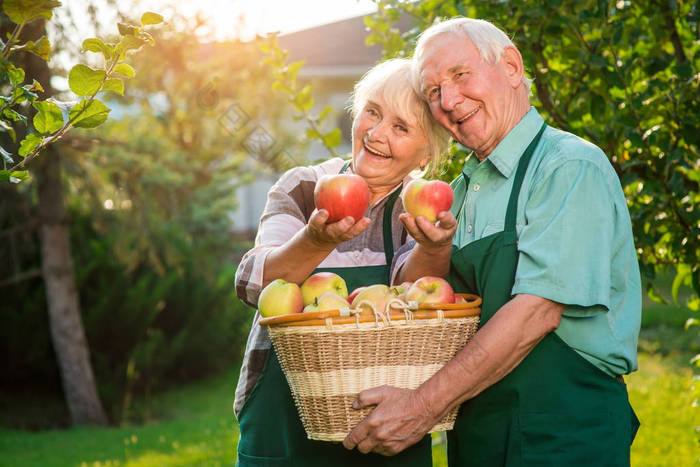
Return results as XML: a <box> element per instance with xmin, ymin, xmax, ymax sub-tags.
<box><xmin>451</xmin><ymin>107</ymin><xmax>641</xmax><ymax>376</ymax></box>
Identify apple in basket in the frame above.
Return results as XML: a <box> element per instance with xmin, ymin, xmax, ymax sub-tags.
<box><xmin>314</xmin><ymin>173</ymin><xmax>370</xmax><ymax>223</ymax></box>
<box><xmin>303</xmin><ymin>292</ymin><xmax>351</xmax><ymax>313</ymax></box>
<box><xmin>402</xmin><ymin>179</ymin><xmax>454</xmax><ymax>223</ymax></box>
<box><xmin>301</xmin><ymin>272</ymin><xmax>348</xmax><ymax>306</ymax></box>
<box><xmin>351</xmin><ymin>284</ymin><xmax>395</xmax><ymax>313</ymax></box>
<box><xmin>405</xmin><ymin>276</ymin><xmax>455</xmax><ymax>305</ymax></box>
<box><xmin>258</xmin><ymin>279</ymin><xmax>304</xmax><ymax>317</ymax></box>
<box><xmin>390</xmin><ymin>281</ymin><xmax>413</xmax><ymax>300</ymax></box>
<box><xmin>348</xmin><ymin>286</ymin><xmax>367</xmax><ymax>304</ymax></box>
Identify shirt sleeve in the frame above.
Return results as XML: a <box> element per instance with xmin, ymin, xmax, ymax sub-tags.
<box><xmin>234</xmin><ymin>167</ymin><xmax>312</xmax><ymax>307</ymax></box>
<box><xmin>512</xmin><ymin>159</ymin><xmax>616</xmax><ymax>316</ymax></box>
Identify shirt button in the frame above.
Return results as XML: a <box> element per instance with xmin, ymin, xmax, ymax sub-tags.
<box><xmin>467</xmin><ymin>224</ymin><xmax>473</xmax><ymax>233</ymax></box>
<box><xmin>473</xmin><ymin>184</ymin><xmax>480</xmax><ymax>191</ymax></box>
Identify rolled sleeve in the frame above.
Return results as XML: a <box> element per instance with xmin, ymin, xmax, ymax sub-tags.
<box><xmin>512</xmin><ymin>160</ymin><xmax>614</xmax><ymax>315</ymax></box>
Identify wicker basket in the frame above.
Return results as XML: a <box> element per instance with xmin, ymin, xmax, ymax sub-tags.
<box><xmin>258</xmin><ymin>293</ymin><xmax>481</xmax><ymax>442</ymax></box>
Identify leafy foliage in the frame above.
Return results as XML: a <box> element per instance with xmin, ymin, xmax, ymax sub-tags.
<box><xmin>0</xmin><ymin>0</ymin><xmax>163</xmax><ymax>182</ymax></box>
<box><xmin>367</xmin><ymin>0</ymin><xmax>700</xmax><ymax>343</ymax></box>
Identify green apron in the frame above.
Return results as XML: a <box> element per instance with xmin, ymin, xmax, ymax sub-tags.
<box><xmin>446</xmin><ymin>123</ymin><xmax>640</xmax><ymax>466</ymax></box>
<box><xmin>236</xmin><ymin>165</ymin><xmax>432</xmax><ymax>467</ymax></box>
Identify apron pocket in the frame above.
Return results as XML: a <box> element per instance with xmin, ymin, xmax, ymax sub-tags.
<box><xmin>519</xmin><ymin>411</ymin><xmax>629</xmax><ymax>466</ymax></box>
<box><xmin>236</xmin><ymin>451</ymin><xmax>289</xmax><ymax>467</ymax></box>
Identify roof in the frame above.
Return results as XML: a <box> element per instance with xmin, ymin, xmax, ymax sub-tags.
<box><xmin>278</xmin><ymin>13</ymin><xmax>415</xmax><ymax>77</ymax></box>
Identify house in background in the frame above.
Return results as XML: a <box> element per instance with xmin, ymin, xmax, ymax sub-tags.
<box><xmin>230</xmin><ymin>13</ymin><xmax>414</xmax><ymax>237</ymax></box>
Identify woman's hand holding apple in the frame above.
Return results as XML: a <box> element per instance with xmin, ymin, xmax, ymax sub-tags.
<box><xmin>305</xmin><ymin>209</ymin><xmax>371</xmax><ymax>248</ymax></box>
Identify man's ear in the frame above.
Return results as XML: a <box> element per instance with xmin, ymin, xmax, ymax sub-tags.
<box><xmin>501</xmin><ymin>46</ymin><xmax>525</xmax><ymax>89</ymax></box>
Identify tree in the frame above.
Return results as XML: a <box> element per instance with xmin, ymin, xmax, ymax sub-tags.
<box><xmin>0</xmin><ymin>0</ymin><xmax>162</xmax><ymax>425</ymax></box>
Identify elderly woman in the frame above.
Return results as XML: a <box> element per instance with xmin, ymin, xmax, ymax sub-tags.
<box><xmin>233</xmin><ymin>58</ymin><xmax>449</xmax><ymax>466</ymax></box>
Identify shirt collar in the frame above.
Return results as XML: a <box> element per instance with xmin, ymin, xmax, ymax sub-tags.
<box><xmin>462</xmin><ymin>107</ymin><xmax>544</xmax><ymax>179</ymax></box>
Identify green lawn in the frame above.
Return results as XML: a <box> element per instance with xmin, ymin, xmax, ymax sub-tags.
<box><xmin>1</xmin><ymin>304</ymin><xmax>698</xmax><ymax>467</ymax></box>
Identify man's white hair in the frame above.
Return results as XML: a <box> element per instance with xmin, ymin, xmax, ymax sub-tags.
<box><xmin>413</xmin><ymin>17</ymin><xmax>534</xmax><ymax>94</ymax></box>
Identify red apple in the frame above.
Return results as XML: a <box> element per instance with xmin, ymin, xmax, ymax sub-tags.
<box><xmin>303</xmin><ymin>292</ymin><xmax>350</xmax><ymax>313</ymax></box>
<box><xmin>258</xmin><ymin>279</ymin><xmax>304</xmax><ymax>317</ymax></box>
<box><xmin>314</xmin><ymin>173</ymin><xmax>370</xmax><ymax>223</ymax></box>
<box><xmin>405</xmin><ymin>276</ymin><xmax>455</xmax><ymax>305</ymax></box>
<box><xmin>348</xmin><ymin>286</ymin><xmax>367</xmax><ymax>304</ymax></box>
<box><xmin>352</xmin><ymin>284</ymin><xmax>393</xmax><ymax>313</ymax></box>
<box><xmin>301</xmin><ymin>272</ymin><xmax>348</xmax><ymax>306</ymax></box>
<box><xmin>402</xmin><ymin>178</ymin><xmax>454</xmax><ymax>222</ymax></box>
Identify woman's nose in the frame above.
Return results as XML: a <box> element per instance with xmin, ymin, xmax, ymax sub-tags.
<box><xmin>367</xmin><ymin>121</ymin><xmax>389</xmax><ymax>142</ymax></box>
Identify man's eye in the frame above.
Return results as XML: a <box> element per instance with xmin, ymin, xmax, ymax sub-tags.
<box><xmin>428</xmin><ymin>88</ymin><xmax>440</xmax><ymax>101</ymax></box>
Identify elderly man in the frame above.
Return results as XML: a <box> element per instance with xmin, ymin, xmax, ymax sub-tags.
<box><xmin>343</xmin><ymin>17</ymin><xmax>641</xmax><ymax>466</ymax></box>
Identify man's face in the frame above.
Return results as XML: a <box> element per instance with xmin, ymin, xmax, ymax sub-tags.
<box><xmin>418</xmin><ymin>33</ymin><xmax>521</xmax><ymax>159</ymax></box>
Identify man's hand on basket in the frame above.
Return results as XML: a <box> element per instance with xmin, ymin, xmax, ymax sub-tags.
<box><xmin>306</xmin><ymin>209</ymin><xmax>370</xmax><ymax>247</ymax></box>
<box><xmin>399</xmin><ymin>210</ymin><xmax>456</xmax><ymax>249</ymax></box>
<box><xmin>343</xmin><ymin>385</ymin><xmax>437</xmax><ymax>456</ymax></box>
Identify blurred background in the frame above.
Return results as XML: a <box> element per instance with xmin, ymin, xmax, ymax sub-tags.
<box><xmin>0</xmin><ymin>0</ymin><xmax>698</xmax><ymax>465</ymax></box>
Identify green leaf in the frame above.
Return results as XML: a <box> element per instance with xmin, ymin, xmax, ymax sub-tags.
<box><xmin>115</xmin><ymin>36</ymin><xmax>147</xmax><ymax>57</ymax></box>
<box><xmin>7</xmin><ymin>64</ymin><xmax>24</xmax><ymax>86</ymax></box>
<box><xmin>139</xmin><ymin>31</ymin><xmax>155</xmax><ymax>46</ymax></box>
<box><xmin>113</xmin><ymin>63</ymin><xmax>135</xmax><ymax>78</ymax></box>
<box><xmin>82</xmin><ymin>38</ymin><xmax>113</xmax><ymax>60</ymax></box>
<box><xmin>140</xmin><ymin>12</ymin><xmax>163</xmax><ymax>25</ymax></box>
<box><xmin>32</xmin><ymin>100</ymin><xmax>64</xmax><ymax>134</ymax></box>
<box><xmin>29</xmin><ymin>79</ymin><xmax>44</xmax><ymax>92</ymax></box>
<box><xmin>3</xmin><ymin>108</ymin><xmax>25</xmax><ymax>122</ymax></box>
<box><xmin>18</xmin><ymin>132</ymin><xmax>42</xmax><ymax>157</ymax></box>
<box><xmin>646</xmin><ymin>281</ymin><xmax>668</xmax><ymax>304</ymax></box>
<box><xmin>2</xmin><ymin>0</ymin><xmax>61</xmax><ymax>24</ymax></box>
<box><xmin>118</xmin><ymin>22</ymin><xmax>139</xmax><ymax>36</ymax></box>
<box><xmin>321</xmin><ymin>128</ymin><xmax>342</xmax><ymax>148</ymax></box>
<box><xmin>0</xmin><ymin>119</ymin><xmax>17</xmax><ymax>142</ymax></box>
<box><xmin>0</xmin><ymin>145</ymin><xmax>13</xmax><ymax>163</ymax></box>
<box><xmin>69</xmin><ymin>99</ymin><xmax>110</xmax><ymax>128</ymax></box>
<box><xmin>671</xmin><ymin>264</ymin><xmax>692</xmax><ymax>305</ymax></box>
<box><xmin>685</xmin><ymin>318</ymin><xmax>700</xmax><ymax>330</ymax></box>
<box><xmin>68</xmin><ymin>64</ymin><xmax>106</xmax><ymax>97</ymax></box>
<box><xmin>102</xmin><ymin>78</ymin><xmax>124</xmax><ymax>96</ymax></box>
<box><xmin>10</xmin><ymin>36</ymin><xmax>51</xmax><ymax>61</ymax></box>
<box><xmin>0</xmin><ymin>170</ymin><xmax>27</xmax><ymax>183</ymax></box>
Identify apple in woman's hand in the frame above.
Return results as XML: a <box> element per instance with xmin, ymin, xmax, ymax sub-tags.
<box><xmin>314</xmin><ymin>174</ymin><xmax>370</xmax><ymax>223</ymax></box>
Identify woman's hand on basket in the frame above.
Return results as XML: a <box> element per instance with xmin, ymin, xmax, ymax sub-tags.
<box><xmin>342</xmin><ymin>385</ymin><xmax>437</xmax><ymax>456</ymax></box>
<box><xmin>399</xmin><ymin>210</ymin><xmax>456</xmax><ymax>250</ymax></box>
<box><xmin>305</xmin><ymin>209</ymin><xmax>371</xmax><ymax>248</ymax></box>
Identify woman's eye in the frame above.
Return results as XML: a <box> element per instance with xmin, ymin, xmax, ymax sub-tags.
<box><xmin>395</xmin><ymin>125</ymin><xmax>408</xmax><ymax>133</ymax></box>
<box><xmin>366</xmin><ymin>108</ymin><xmax>379</xmax><ymax>117</ymax></box>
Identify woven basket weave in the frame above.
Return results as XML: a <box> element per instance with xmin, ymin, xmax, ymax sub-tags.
<box><xmin>259</xmin><ymin>293</ymin><xmax>481</xmax><ymax>442</ymax></box>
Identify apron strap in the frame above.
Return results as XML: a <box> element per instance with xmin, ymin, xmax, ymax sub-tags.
<box><xmin>338</xmin><ymin>159</ymin><xmax>398</xmax><ymax>268</ymax></box>
<box><xmin>503</xmin><ymin>122</ymin><xmax>547</xmax><ymax>245</ymax></box>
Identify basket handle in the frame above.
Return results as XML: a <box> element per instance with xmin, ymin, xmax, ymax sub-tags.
<box><xmin>354</xmin><ymin>300</ymin><xmax>388</xmax><ymax>327</ymax></box>
<box><xmin>386</xmin><ymin>298</ymin><xmax>415</xmax><ymax>324</ymax></box>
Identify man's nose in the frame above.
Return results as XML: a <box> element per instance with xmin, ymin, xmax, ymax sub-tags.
<box><xmin>440</xmin><ymin>84</ymin><xmax>464</xmax><ymax>112</ymax></box>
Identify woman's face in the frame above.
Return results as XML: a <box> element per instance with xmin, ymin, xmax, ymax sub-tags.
<box><xmin>351</xmin><ymin>94</ymin><xmax>430</xmax><ymax>195</ymax></box>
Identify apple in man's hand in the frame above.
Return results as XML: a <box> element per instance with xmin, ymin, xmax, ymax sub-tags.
<box><xmin>301</xmin><ymin>272</ymin><xmax>348</xmax><ymax>306</ymax></box>
<box><xmin>258</xmin><ymin>279</ymin><xmax>304</xmax><ymax>317</ymax></box>
<box><xmin>303</xmin><ymin>292</ymin><xmax>350</xmax><ymax>313</ymax></box>
<box><xmin>402</xmin><ymin>178</ymin><xmax>454</xmax><ymax>223</ymax></box>
<box><xmin>314</xmin><ymin>173</ymin><xmax>370</xmax><ymax>223</ymax></box>
<box><xmin>405</xmin><ymin>276</ymin><xmax>455</xmax><ymax>305</ymax></box>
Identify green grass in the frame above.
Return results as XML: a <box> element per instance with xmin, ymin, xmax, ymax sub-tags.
<box><xmin>0</xmin><ymin>370</ymin><xmax>240</xmax><ymax>466</ymax></box>
<box><xmin>2</xmin><ymin>304</ymin><xmax>699</xmax><ymax>467</ymax></box>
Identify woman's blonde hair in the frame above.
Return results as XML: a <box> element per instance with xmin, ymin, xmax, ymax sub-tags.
<box><xmin>349</xmin><ymin>58</ymin><xmax>450</xmax><ymax>175</ymax></box>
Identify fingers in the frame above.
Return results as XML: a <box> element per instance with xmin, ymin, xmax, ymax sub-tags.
<box><xmin>352</xmin><ymin>385</ymin><xmax>391</xmax><ymax>409</ymax></box>
<box><xmin>401</xmin><ymin>211</ymin><xmax>456</xmax><ymax>247</ymax></box>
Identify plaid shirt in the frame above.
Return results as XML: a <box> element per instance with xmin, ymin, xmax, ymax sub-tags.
<box><xmin>233</xmin><ymin>157</ymin><xmax>415</xmax><ymax>416</ymax></box>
